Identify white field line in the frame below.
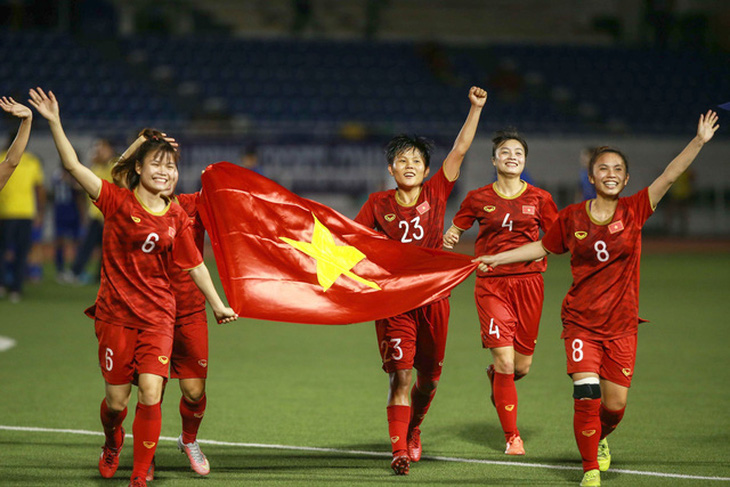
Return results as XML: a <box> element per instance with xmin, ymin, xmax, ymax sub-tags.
<box><xmin>1</xmin><ymin>425</ymin><xmax>729</xmax><ymax>482</ymax></box>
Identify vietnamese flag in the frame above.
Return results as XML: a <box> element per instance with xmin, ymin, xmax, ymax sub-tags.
<box><xmin>197</xmin><ymin>162</ymin><xmax>477</xmax><ymax>324</ymax></box>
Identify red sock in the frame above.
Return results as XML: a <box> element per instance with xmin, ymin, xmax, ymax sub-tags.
<box><xmin>100</xmin><ymin>399</ymin><xmax>127</xmax><ymax>449</ymax></box>
<box><xmin>131</xmin><ymin>402</ymin><xmax>161</xmax><ymax>480</ymax></box>
<box><xmin>574</xmin><ymin>398</ymin><xmax>601</xmax><ymax>472</ymax></box>
<box><xmin>493</xmin><ymin>372</ymin><xmax>519</xmax><ymax>441</ymax></box>
<box><xmin>386</xmin><ymin>405</ymin><xmax>410</xmax><ymax>455</ymax></box>
<box><xmin>180</xmin><ymin>394</ymin><xmax>207</xmax><ymax>444</ymax></box>
<box><xmin>599</xmin><ymin>403</ymin><xmax>625</xmax><ymax>440</ymax></box>
<box><xmin>409</xmin><ymin>379</ymin><xmax>436</xmax><ymax>430</ymax></box>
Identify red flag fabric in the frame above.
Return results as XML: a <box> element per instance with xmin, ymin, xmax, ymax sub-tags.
<box><xmin>197</xmin><ymin>162</ymin><xmax>477</xmax><ymax>324</ymax></box>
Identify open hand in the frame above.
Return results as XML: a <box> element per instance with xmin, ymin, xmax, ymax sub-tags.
<box><xmin>28</xmin><ymin>87</ymin><xmax>60</xmax><ymax>122</ymax></box>
<box><xmin>697</xmin><ymin>110</ymin><xmax>719</xmax><ymax>144</ymax></box>
<box><xmin>0</xmin><ymin>97</ymin><xmax>32</xmax><ymax>119</ymax></box>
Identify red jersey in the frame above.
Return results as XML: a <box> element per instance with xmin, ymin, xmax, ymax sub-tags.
<box><xmin>452</xmin><ymin>182</ymin><xmax>558</xmax><ymax>277</ymax></box>
<box><xmin>87</xmin><ymin>181</ymin><xmax>203</xmax><ymax>333</ymax></box>
<box><xmin>542</xmin><ymin>188</ymin><xmax>654</xmax><ymax>340</ymax></box>
<box><xmin>354</xmin><ymin>167</ymin><xmax>455</xmax><ymax>250</ymax></box>
<box><xmin>170</xmin><ymin>193</ymin><xmax>207</xmax><ymax>325</ymax></box>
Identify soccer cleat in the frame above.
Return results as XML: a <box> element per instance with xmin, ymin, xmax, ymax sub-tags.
<box><xmin>597</xmin><ymin>438</ymin><xmax>611</xmax><ymax>472</ymax></box>
<box><xmin>504</xmin><ymin>433</ymin><xmax>525</xmax><ymax>455</ymax></box>
<box><xmin>128</xmin><ymin>476</ymin><xmax>147</xmax><ymax>487</ymax></box>
<box><xmin>98</xmin><ymin>427</ymin><xmax>124</xmax><ymax>478</ymax></box>
<box><xmin>177</xmin><ymin>434</ymin><xmax>210</xmax><ymax>475</ymax></box>
<box><xmin>407</xmin><ymin>427</ymin><xmax>422</xmax><ymax>462</ymax></box>
<box><xmin>146</xmin><ymin>456</ymin><xmax>155</xmax><ymax>481</ymax></box>
<box><xmin>580</xmin><ymin>469</ymin><xmax>601</xmax><ymax>486</ymax></box>
<box><xmin>390</xmin><ymin>454</ymin><xmax>410</xmax><ymax>475</ymax></box>
<box><xmin>486</xmin><ymin>364</ymin><xmax>496</xmax><ymax>407</ymax></box>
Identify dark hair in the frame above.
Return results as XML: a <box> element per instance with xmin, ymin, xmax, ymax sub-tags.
<box><xmin>112</xmin><ymin>128</ymin><xmax>178</xmax><ymax>189</ymax></box>
<box><xmin>588</xmin><ymin>146</ymin><xmax>629</xmax><ymax>175</ymax></box>
<box><xmin>385</xmin><ymin>134</ymin><xmax>434</xmax><ymax>168</ymax></box>
<box><xmin>491</xmin><ymin>127</ymin><xmax>528</xmax><ymax>157</ymax></box>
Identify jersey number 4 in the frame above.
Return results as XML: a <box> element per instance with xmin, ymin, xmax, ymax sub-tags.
<box><xmin>399</xmin><ymin>217</ymin><xmax>424</xmax><ymax>243</ymax></box>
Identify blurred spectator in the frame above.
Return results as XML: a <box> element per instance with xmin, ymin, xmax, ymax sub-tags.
<box><xmin>0</xmin><ymin>129</ymin><xmax>46</xmax><ymax>302</ymax></box>
<box><xmin>576</xmin><ymin>146</ymin><xmax>597</xmax><ymax>203</ymax></box>
<box><xmin>663</xmin><ymin>167</ymin><xmax>695</xmax><ymax>236</ymax></box>
<box><xmin>69</xmin><ymin>138</ymin><xmax>115</xmax><ymax>284</ymax></box>
<box><xmin>291</xmin><ymin>0</ymin><xmax>313</xmax><ymax>34</ymax></box>
<box><xmin>239</xmin><ymin>145</ymin><xmax>262</xmax><ymax>175</ymax></box>
<box><xmin>51</xmin><ymin>168</ymin><xmax>84</xmax><ymax>283</ymax></box>
<box><xmin>364</xmin><ymin>0</ymin><xmax>388</xmax><ymax>39</ymax></box>
<box><xmin>418</xmin><ymin>41</ymin><xmax>463</xmax><ymax>87</ymax></box>
<box><xmin>488</xmin><ymin>58</ymin><xmax>525</xmax><ymax>103</ymax></box>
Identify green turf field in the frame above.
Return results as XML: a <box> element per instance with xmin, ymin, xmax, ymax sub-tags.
<box><xmin>1</xmin><ymin>250</ymin><xmax>729</xmax><ymax>486</ymax></box>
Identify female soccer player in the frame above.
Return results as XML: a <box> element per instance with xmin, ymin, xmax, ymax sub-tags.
<box><xmin>29</xmin><ymin>87</ymin><xmax>237</xmax><ymax>487</ymax></box>
<box><xmin>443</xmin><ymin>128</ymin><xmax>558</xmax><ymax>455</ymax></box>
<box><xmin>355</xmin><ymin>86</ymin><xmax>487</xmax><ymax>475</ymax></box>
<box><xmin>117</xmin><ymin>133</ymin><xmax>212</xmax><ymax>481</ymax></box>
<box><xmin>474</xmin><ymin>111</ymin><xmax>719</xmax><ymax>487</ymax></box>
<box><xmin>0</xmin><ymin>96</ymin><xmax>33</xmax><ymax>191</ymax></box>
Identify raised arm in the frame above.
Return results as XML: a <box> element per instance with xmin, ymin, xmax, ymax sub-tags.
<box><xmin>0</xmin><ymin>97</ymin><xmax>33</xmax><ymax>190</ymax></box>
<box><xmin>28</xmin><ymin>87</ymin><xmax>102</xmax><ymax>198</ymax></box>
<box><xmin>442</xmin><ymin>86</ymin><xmax>487</xmax><ymax>181</ymax></box>
<box><xmin>473</xmin><ymin>240</ymin><xmax>548</xmax><ymax>272</ymax></box>
<box><xmin>187</xmin><ymin>264</ymin><xmax>238</xmax><ymax>324</ymax></box>
<box><xmin>648</xmin><ymin>110</ymin><xmax>719</xmax><ymax>206</ymax></box>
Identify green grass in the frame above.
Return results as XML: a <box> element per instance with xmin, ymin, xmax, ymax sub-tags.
<box><xmin>1</xmin><ymin>251</ymin><xmax>729</xmax><ymax>486</ymax></box>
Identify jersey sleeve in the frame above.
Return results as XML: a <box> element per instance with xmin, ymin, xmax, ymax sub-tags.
<box><xmin>426</xmin><ymin>166</ymin><xmax>456</xmax><ymax>202</ymax></box>
<box><xmin>625</xmin><ymin>187</ymin><xmax>654</xmax><ymax>227</ymax></box>
<box><xmin>173</xmin><ymin>219</ymin><xmax>204</xmax><ymax>270</ymax></box>
<box><xmin>539</xmin><ymin>192</ymin><xmax>559</xmax><ymax>233</ymax></box>
<box><xmin>451</xmin><ymin>191</ymin><xmax>477</xmax><ymax>231</ymax></box>
<box><xmin>93</xmin><ymin>180</ymin><xmax>126</xmax><ymax>217</ymax></box>
<box><xmin>175</xmin><ymin>192</ymin><xmax>200</xmax><ymax>217</ymax></box>
<box><xmin>541</xmin><ymin>209</ymin><xmax>569</xmax><ymax>255</ymax></box>
<box><xmin>354</xmin><ymin>196</ymin><xmax>376</xmax><ymax>228</ymax></box>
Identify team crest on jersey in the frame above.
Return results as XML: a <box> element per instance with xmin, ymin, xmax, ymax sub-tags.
<box><xmin>384</xmin><ymin>213</ymin><xmax>396</xmax><ymax>222</ymax></box>
<box><xmin>483</xmin><ymin>205</ymin><xmax>496</xmax><ymax>212</ymax></box>
<box><xmin>198</xmin><ymin>359</ymin><xmax>208</xmax><ymax>368</ymax></box>
<box><xmin>574</xmin><ymin>231</ymin><xmax>588</xmax><ymax>240</ymax></box>
<box><xmin>131</xmin><ymin>215</ymin><xmax>141</xmax><ymax>223</ymax></box>
<box><xmin>143</xmin><ymin>441</ymin><xmax>156</xmax><ymax>449</ymax></box>
<box><xmin>582</xmin><ymin>430</ymin><xmax>597</xmax><ymax>437</ymax></box>
<box><xmin>522</xmin><ymin>205</ymin><xmax>536</xmax><ymax>215</ymax></box>
<box><xmin>416</xmin><ymin>201</ymin><xmax>431</xmax><ymax>215</ymax></box>
<box><xmin>168</xmin><ymin>226</ymin><xmax>176</xmax><ymax>238</ymax></box>
<box><xmin>609</xmin><ymin>220</ymin><xmax>624</xmax><ymax>234</ymax></box>
<box><xmin>158</xmin><ymin>355</ymin><xmax>169</xmax><ymax>365</ymax></box>
<box><xmin>622</xmin><ymin>368</ymin><xmax>632</xmax><ymax>377</ymax></box>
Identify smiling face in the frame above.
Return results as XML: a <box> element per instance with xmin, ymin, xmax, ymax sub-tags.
<box><xmin>589</xmin><ymin>152</ymin><xmax>629</xmax><ymax>197</ymax></box>
<box><xmin>136</xmin><ymin>149</ymin><xmax>178</xmax><ymax>195</ymax></box>
<box><xmin>492</xmin><ymin>138</ymin><xmax>526</xmax><ymax>177</ymax></box>
<box><xmin>388</xmin><ymin>147</ymin><xmax>430</xmax><ymax>190</ymax></box>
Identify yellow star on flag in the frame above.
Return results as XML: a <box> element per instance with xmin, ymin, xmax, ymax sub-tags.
<box><xmin>281</xmin><ymin>214</ymin><xmax>381</xmax><ymax>292</ymax></box>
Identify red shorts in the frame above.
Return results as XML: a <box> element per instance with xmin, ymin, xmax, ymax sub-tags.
<box><xmin>475</xmin><ymin>274</ymin><xmax>544</xmax><ymax>355</ymax></box>
<box><xmin>564</xmin><ymin>332</ymin><xmax>637</xmax><ymax>388</ymax></box>
<box><xmin>95</xmin><ymin>320</ymin><xmax>173</xmax><ymax>385</ymax></box>
<box><xmin>375</xmin><ymin>298</ymin><xmax>449</xmax><ymax>379</ymax></box>
<box><xmin>170</xmin><ymin>320</ymin><xmax>209</xmax><ymax>379</ymax></box>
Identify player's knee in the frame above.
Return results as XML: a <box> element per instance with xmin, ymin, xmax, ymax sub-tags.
<box><xmin>573</xmin><ymin>377</ymin><xmax>601</xmax><ymax>400</ymax></box>
<box><xmin>182</xmin><ymin>384</ymin><xmax>206</xmax><ymax>403</ymax></box>
<box><xmin>514</xmin><ymin>363</ymin><xmax>530</xmax><ymax>378</ymax></box>
<box><xmin>415</xmin><ymin>376</ymin><xmax>439</xmax><ymax>395</ymax></box>
<box><xmin>602</xmin><ymin>396</ymin><xmax>627</xmax><ymax>411</ymax></box>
